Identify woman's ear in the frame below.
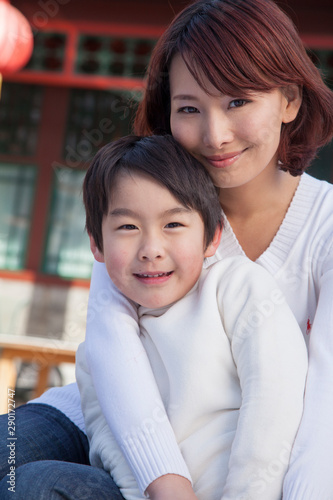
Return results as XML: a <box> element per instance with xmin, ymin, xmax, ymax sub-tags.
<box><xmin>204</xmin><ymin>224</ymin><xmax>223</xmax><ymax>258</ymax></box>
<box><xmin>282</xmin><ymin>85</ymin><xmax>302</xmax><ymax>124</ymax></box>
<box><xmin>89</xmin><ymin>234</ymin><xmax>105</xmax><ymax>263</ymax></box>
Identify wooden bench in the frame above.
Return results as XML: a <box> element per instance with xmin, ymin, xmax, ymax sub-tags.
<box><xmin>0</xmin><ymin>335</ymin><xmax>77</xmax><ymax>414</ymax></box>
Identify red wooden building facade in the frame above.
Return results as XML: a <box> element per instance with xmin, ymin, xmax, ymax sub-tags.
<box><xmin>0</xmin><ymin>0</ymin><xmax>332</xmax><ymax>352</ymax></box>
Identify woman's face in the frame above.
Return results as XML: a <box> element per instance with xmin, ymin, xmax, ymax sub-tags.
<box><xmin>169</xmin><ymin>54</ymin><xmax>298</xmax><ymax>190</ymax></box>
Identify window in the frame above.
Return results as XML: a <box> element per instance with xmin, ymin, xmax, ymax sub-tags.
<box><xmin>21</xmin><ymin>28</ymin><xmax>157</xmax><ymax>85</ymax></box>
<box><xmin>0</xmin><ymin>83</ymin><xmax>43</xmax><ymax>156</ymax></box>
<box><xmin>62</xmin><ymin>87</ymin><xmax>136</xmax><ymax>167</ymax></box>
<box><xmin>0</xmin><ymin>82</ymin><xmax>136</xmax><ymax>280</ymax></box>
<box><xmin>76</xmin><ymin>35</ymin><xmax>156</xmax><ymax>78</ymax></box>
<box><xmin>24</xmin><ymin>32</ymin><xmax>67</xmax><ymax>72</ymax></box>
<box><xmin>0</xmin><ymin>164</ymin><xmax>36</xmax><ymax>270</ymax></box>
<box><xmin>42</xmin><ymin>168</ymin><xmax>93</xmax><ymax>279</ymax></box>
<box><xmin>42</xmin><ymin>87</ymin><xmax>136</xmax><ymax>279</ymax></box>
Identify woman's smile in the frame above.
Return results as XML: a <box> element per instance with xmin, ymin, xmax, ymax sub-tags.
<box><xmin>203</xmin><ymin>150</ymin><xmax>246</xmax><ymax>169</ymax></box>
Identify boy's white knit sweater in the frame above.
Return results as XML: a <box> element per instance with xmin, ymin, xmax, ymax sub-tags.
<box><xmin>33</xmin><ymin>173</ymin><xmax>333</xmax><ymax>500</ymax></box>
<box><xmin>76</xmin><ymin>256</ymin><xmax>308</xmax><ymax>500</ymax></box>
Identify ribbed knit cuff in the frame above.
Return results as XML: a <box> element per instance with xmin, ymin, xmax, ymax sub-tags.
<box><xmin>121</xmin><ymin>423</ymin><xmax>192</xmax><ymax>496</ymax></box>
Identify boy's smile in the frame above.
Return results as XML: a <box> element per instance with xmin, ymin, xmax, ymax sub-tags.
<box><xmin>133</xmin><ymin>271</ymin><xmax>173</xmax><ymax>284</ymax></box>
<box><xmin>90</xmin><ymin>171</ymin><xmax>219</xmax><ymax>309</ymax></box>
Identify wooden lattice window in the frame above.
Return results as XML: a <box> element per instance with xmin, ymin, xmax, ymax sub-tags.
<box><xmin>76</xmin><ymin>35</ymin><xmax>155</xmax><ymax>77</ymax></box>
<box><xmin>0</xmin><ymin>164</ymin><xmax>37</xmax><ymax>270</ymax></box>
<box><xmin>61</xmin><ymin>87</ymin><xmax>136</xmax><ymax>166</ymax></box>
<box><xmin>42</xmin><ymin>168</ymin><xmax>93</xmax><ymax>279</ymax></box>
<box><xmin>25</xmin><ymin>32</ymin><xmax>67</xmax><ymax>72</ymax></box>
<box><xmin>0</xmin><ymin>83</ymin><xmax>43</xmax><ymax>156</ymax></box>
<box><xmin>44</xmin><ymin>86</ymin><xmax>136</xmax><ymax>279</ymax></box>
<box><xmin>15</xmin><ymin>25</ymin><xmax>158</xmax><ymax>89</ymax></box>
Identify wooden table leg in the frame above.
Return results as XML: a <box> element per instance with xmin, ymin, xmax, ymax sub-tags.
<box><xmin>0</xmin><ymin>356</ymin><xmax>17</xmax><ymax>415</ymax></box>
<box><xmin>34</xmin><ymin>365</ymin><xmax>51</xmax><ymax>399</ymax></box>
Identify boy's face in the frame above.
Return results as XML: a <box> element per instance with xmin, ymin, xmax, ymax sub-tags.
<box><xmin>90</xmin><ymin>171</ymin><xmax>220</xmax><ymax>309</ymax></box>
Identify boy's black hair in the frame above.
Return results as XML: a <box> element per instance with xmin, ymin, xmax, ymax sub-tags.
<box><xmin>83</xmin><ymin>135</ymin><xmax>222</xmax><ymax>252</ymax></box>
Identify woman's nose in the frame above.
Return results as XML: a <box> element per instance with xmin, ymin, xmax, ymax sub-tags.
<box><xmin>202</xmin><ymin>113</ymin><xmax>233</xmax><ymax>149</ymax></box>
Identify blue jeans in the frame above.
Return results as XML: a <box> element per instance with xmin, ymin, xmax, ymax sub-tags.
<box><xmin>0</xmin><ymin>403</ymin><xmax>125</xmax><ymax>499</ymax></box>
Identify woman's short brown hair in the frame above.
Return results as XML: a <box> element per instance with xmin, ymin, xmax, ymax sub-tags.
<box><xmin>134</xmin><ymin>0</ymin><xmax>333</xmax><ymax>176</ymax></box>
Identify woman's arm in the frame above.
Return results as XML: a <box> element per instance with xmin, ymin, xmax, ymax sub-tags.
<box><xmin>76</xmin><ymin>342</ymin><xmax>142</xmax><ymax>499</ymax></box>
<box><xmin>219</xmin><ymin>262</ymin><xmax>308</xmax><ymax>500</ymax></box>
<box><xmin>83</xmin><ymin>260</ymin><xmax>191</xmax><ymax>495</ymax></box>
<box><xmin>77</xmin><ymin>341</ymin><xmax>197</xmax><ymax>500</ymax></box>
<box><xmin>283</xmin><ymin>261</ymin><xmax>333</xmax><ymax>500</ymax></box>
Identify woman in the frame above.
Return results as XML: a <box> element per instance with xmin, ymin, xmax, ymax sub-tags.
<box><xmin>0</xmin><ymin>0</ymin><xmax>332</xmax><ymax>499</ymax></box>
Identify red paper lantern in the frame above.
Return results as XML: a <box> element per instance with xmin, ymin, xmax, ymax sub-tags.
<box><xmin>0</xmin><ymin>0</ymin><xmax>33</xmax><ymax>73</ymax></box>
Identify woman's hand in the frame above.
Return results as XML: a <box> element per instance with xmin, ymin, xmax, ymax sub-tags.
<box><xmin>146</xmin><ymin>474</ymin><xmax>199</xmax><ymax>500</ymax></box>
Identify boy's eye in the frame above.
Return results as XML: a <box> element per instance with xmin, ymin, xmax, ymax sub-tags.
<box><xmin>229</xmin><ymin>99</ymin><xmax>248</xmax><ymax>108</ymax></box>
<box><xmin>177</xmin><ymin>106</ymin><xmax>199</xmax><ymax>114</ymax></box>
<box><xmin>165</xmin><ymin>222</ymin><xmax>183</xmax><ymax>228</ymax></box>
<box><xmin>118</xmin><ymin>224</ymin><xmax>138</xmax><ymax>230</ymax></box>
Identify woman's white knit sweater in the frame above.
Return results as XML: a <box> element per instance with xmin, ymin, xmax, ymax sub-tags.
<box><xmin>33</xmin><ymin>173</ymin><xmax>333</xmax><ymax>500</ymax></box>
<box><xmin>76</xmin><ymin>256</ymin><xmax>307</xmax><ymax>500</ymax></box>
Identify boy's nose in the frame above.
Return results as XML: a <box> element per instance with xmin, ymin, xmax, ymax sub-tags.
<box><xmin>138</xmin><ymin>239</ymin><xmax>164</xmax><ymax>261</ymax></box>
<box><xmin>140</xmin><ymin>252</ymin><xmax>162</xmax><ymax>261</ymax></box>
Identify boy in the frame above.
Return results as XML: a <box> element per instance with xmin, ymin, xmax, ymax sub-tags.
<box><xmin>76</xmin><ymin>135</ymin><xmax>307</xmax><ymax>500</ymax></box>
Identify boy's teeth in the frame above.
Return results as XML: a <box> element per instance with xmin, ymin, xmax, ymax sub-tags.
<box><xmin>138</xmin><ymin>272</ymin><xmax>172</xmax><ymax>278</ymax></box>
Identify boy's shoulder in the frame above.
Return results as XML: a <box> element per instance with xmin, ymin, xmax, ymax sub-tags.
<box><xmin>203</xmin><ymin>255</ymin><xmax>269</xmax><ymax>281</ymax></box>
<box><xmin>200</xmin><ymin>256</ymin><xmax>281</xmax><ymax>301</ymax></box>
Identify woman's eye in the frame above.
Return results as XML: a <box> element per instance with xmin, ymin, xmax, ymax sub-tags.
<box><xmin>118</xmin><ymin>224</ymin><xmax>137</xmax><ymax>230</ymax></box>
<box><xmin>165</xmin><ymin>222</ymin><xmax>183</xmax><ymax>228</ymax></box>
<box><xmin>229</xmin><ymin>99</ymin><xmax>248</xmax><ymax>108</ymax></box>
<box><xmin>177</xmin><ymin>106</ymin><xmax>199</xmax><ymax>114</ymax></box>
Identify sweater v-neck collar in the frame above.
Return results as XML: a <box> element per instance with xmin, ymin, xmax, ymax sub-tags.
<box><xmin>215</xmin><ymin>173</ymin><xmax>320</xmax><ymax>274</ymax></box>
